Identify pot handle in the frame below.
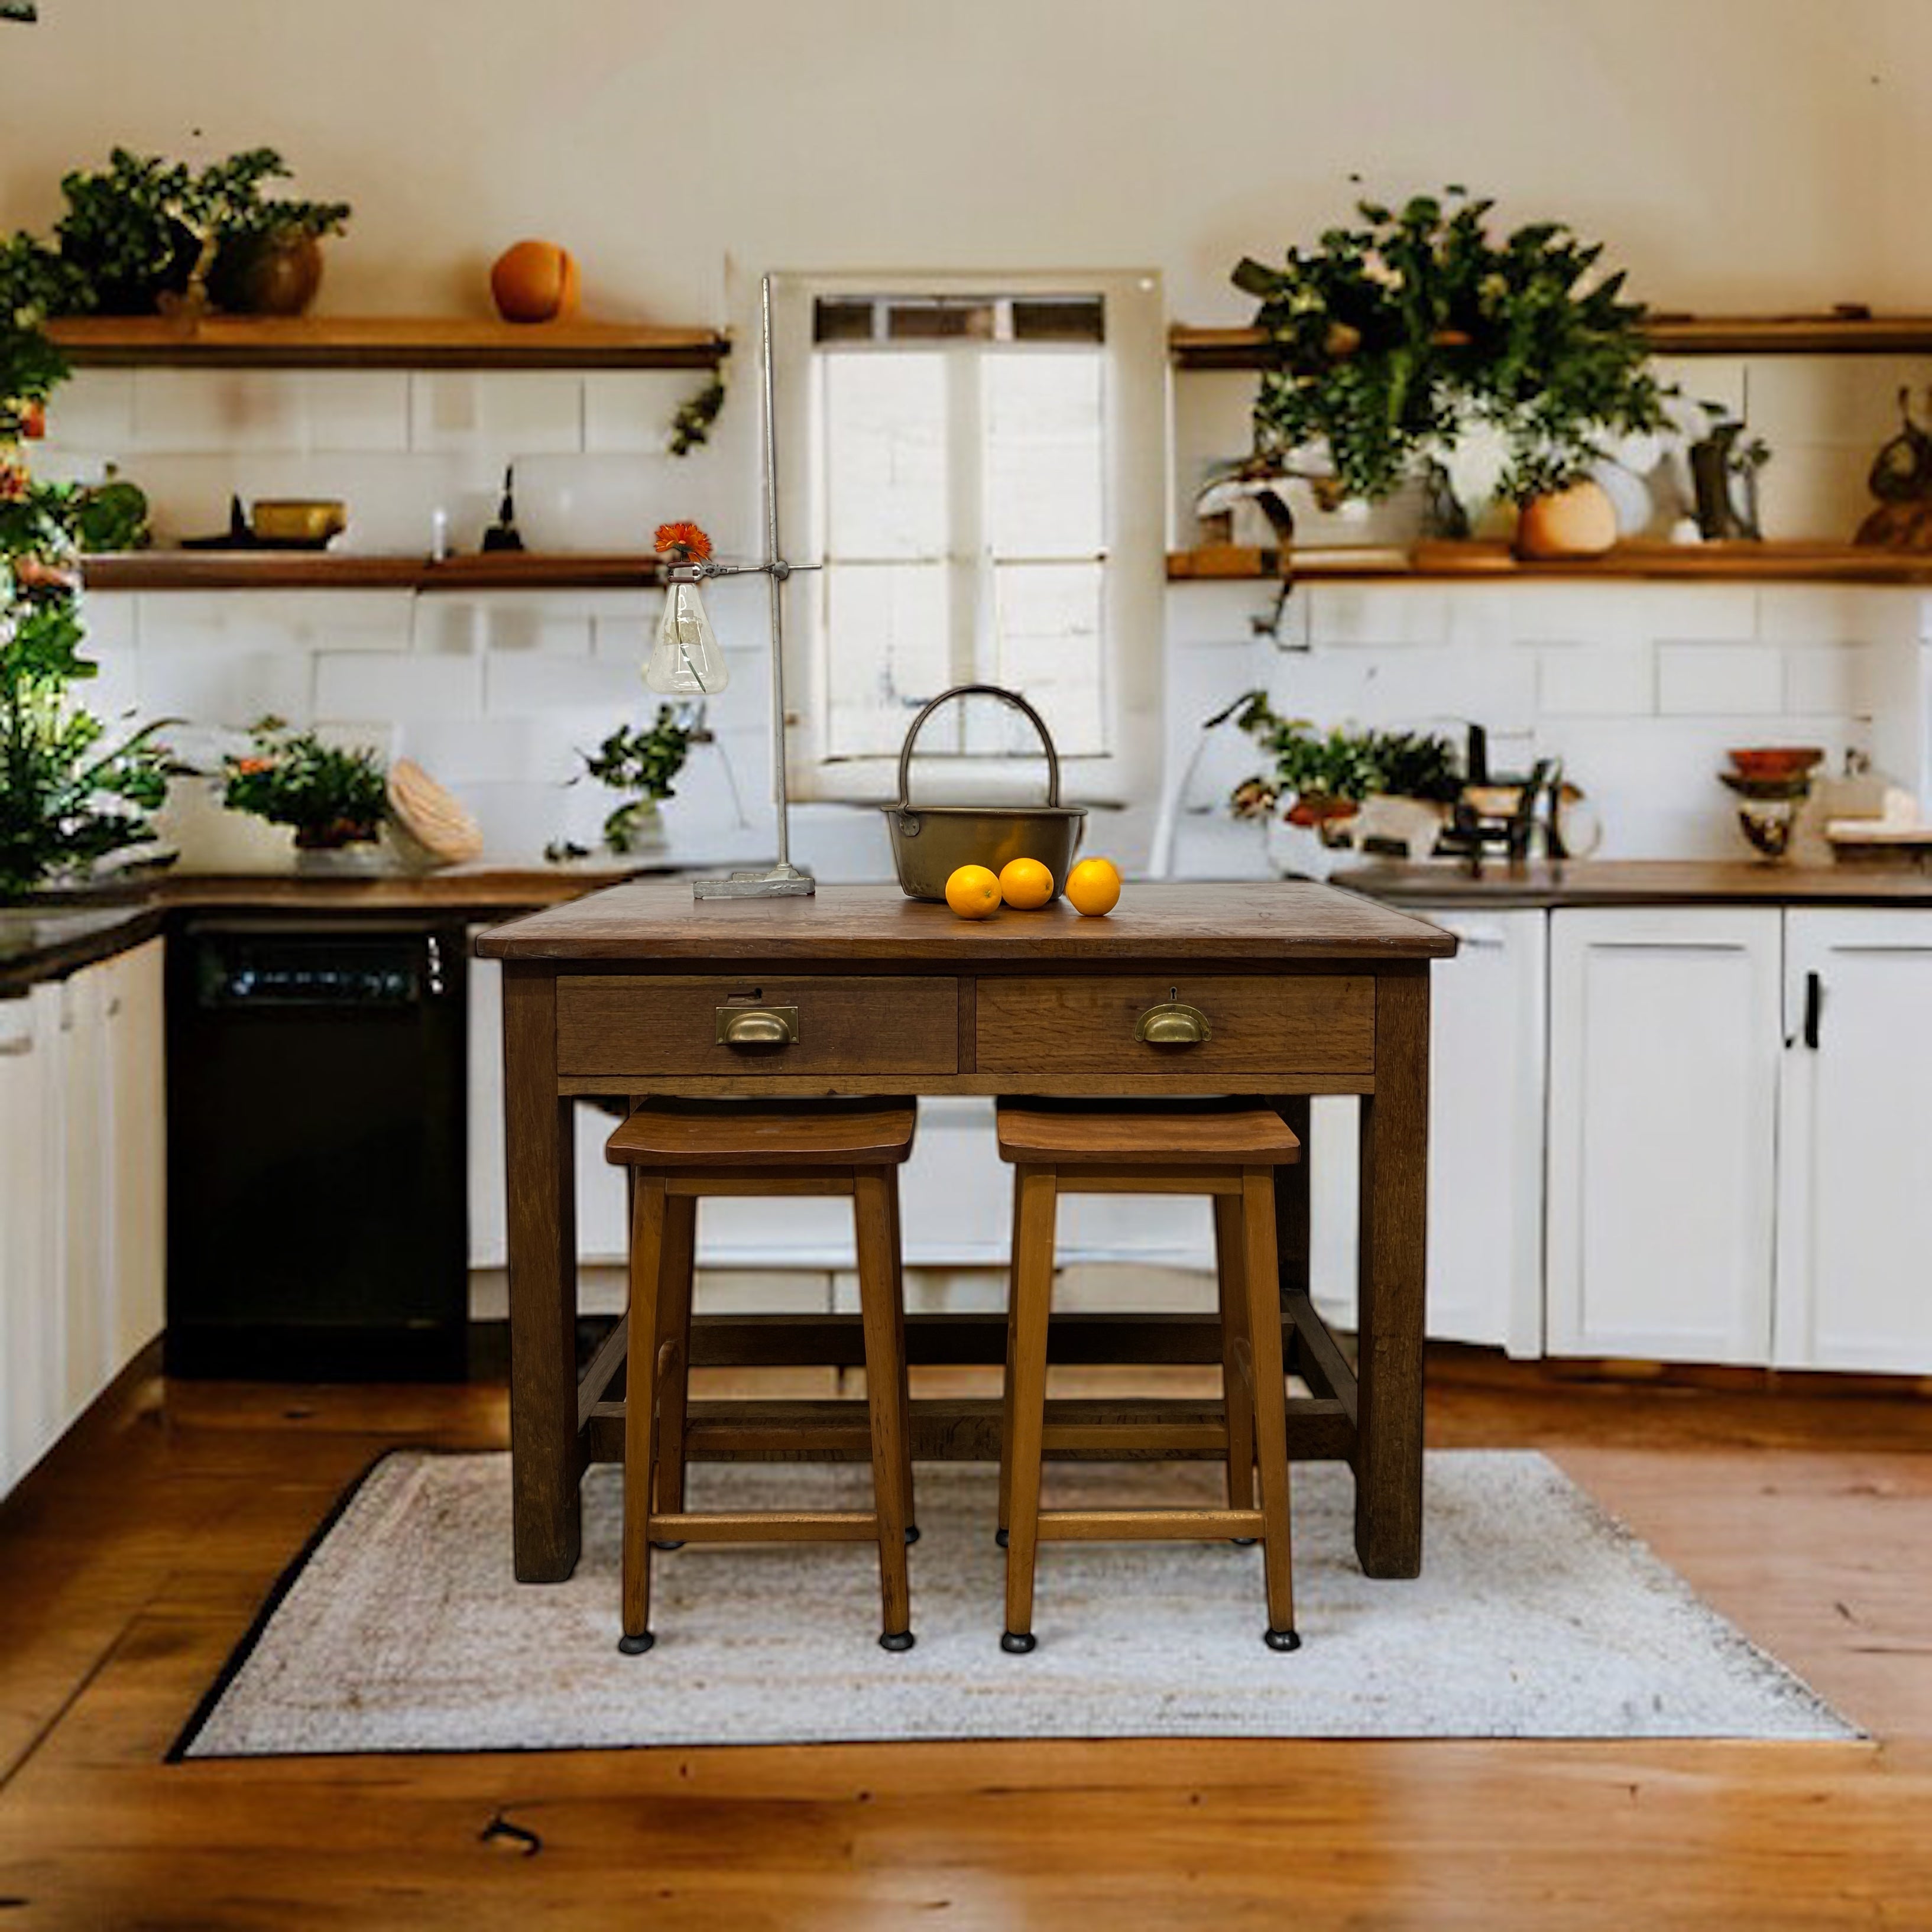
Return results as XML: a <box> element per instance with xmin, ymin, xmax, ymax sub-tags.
<box><xmin>893</xmin><ymin>683</ymin><xmax>1062</xmax><ymax>811</ymax></box>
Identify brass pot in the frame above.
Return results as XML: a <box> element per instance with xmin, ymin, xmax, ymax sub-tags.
<box><xmin>880</xmin><ymin>684</ymin><xmax>1087</xmax><ymax>901</ymax></box>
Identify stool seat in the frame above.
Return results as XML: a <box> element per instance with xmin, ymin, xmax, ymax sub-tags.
<box><xmin>996</xmin><ymin>1098</ymin><xmax>1302</xmax><ymax>1168</ymax></box>
<box><xmin>608</xmin><ymin>1097</ymin><xmax>917</xmax><ymax>1168</ymax></box>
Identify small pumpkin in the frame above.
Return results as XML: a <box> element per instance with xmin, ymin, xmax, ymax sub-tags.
<box><xmin>1514</xmin><ymin>479</ymin><xmax>1619</xmax><ymax>560</ymax></box>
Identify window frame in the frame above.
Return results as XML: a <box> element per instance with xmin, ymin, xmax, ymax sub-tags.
<box><xmin>769</xmin><ymin>270</ymin><xmax>1165</xmax><ymax>808</ymax></box>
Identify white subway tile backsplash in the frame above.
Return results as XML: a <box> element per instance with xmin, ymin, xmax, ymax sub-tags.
<box><xmin>1756</xmin><ymin>583</ymin><xmax>1919</xmax><ymax>647</ymax></box>
<box><xmin>300</xmin><ymin>372</ymin><xmax>411</xmax><ymax>453</ymax></box>
<box><xmin>1537</xmin><ymin>643</ymin><xmax>1655</xmax><ymax>717</ymax></box>
<box><xmin>1742</xmin><ymin>355</ymin><xmax>1932</xmax><ymax>450</ymax></box>
<box><xmin>1784</xmin><ymin>645</ymin><xmax>1877</xmax><ymax>717</ymax></box>
<box><xmin>1657</xmin><ymin>642</ymin><xmax>1785</xmax><ymax>715</ymax></box>
<box><xmin>136</xmin><ymin>589</ymin><xmax>413</xmax><ymax>656</ymax></box>
<box><xmin>40</xmin><ymin>368</ymin><xmax>136</xmax><ymax>454</ymax></box>
<box><xmin>409</xmin><ymin>373</ymin><xmax>585</xmax><ymax>456</ymax></box>
<box><xmin>1304</xmin><ymin>583</ymin><xmax>1450</xmax><ymax>647</ymax></box>
<box><xmin>1753</xmin><ymin>443</ymin><xmax>1873</xmax><ymax>545</ymax></box>
<box><xmin>139</xmin><ymin>649</ymin><xmax>313</xmax><ymax>727</ymax></box>
<box><xmin>582</xmin><ymin>372</ymin><xmax>698</xmax><ymax>455</ymax></box>
<box><xmin>484</xmin><ymin>650</ymin><xmax>641</xmax><ymax>715</ymax></box>
<box><xmin>76</xmin><ymin>591</ymin><xmax>138</xmax><ymax>654</ymax></box>
<box><xmin>132</xmin><ymin>370</ymin><xmax>307</xmax><ymax>455</ymax></box>
<box><xmin>315</xmin><ymin>650</ymin><xmax>482</xmax><ymax>721</ymax></box>
<box><xmin>79</xmin><ymin>644</ymin><xmax>142</xmax><ymax>724</ymax></box>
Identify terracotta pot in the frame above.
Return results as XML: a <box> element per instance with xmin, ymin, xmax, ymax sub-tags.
<box><xmin>210</xmin><ymin>229</ymin><xmax>326</xmax><ymax>316</ymax></box>
<box><xmin>1513</xmin><ymin>479</ymin><xmax>1619</xmax><ymax>560</ymax></box>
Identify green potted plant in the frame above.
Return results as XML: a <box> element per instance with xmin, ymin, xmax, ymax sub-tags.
<box><xmin>0</xmin><ymin>570</ymin><xmax>177</xmax><ymax>905</ymax></box>
<box><xmin>1228</xmin><ymin>692</ymin><xmax>1460</xmax><ymax>867</ymax></box>
<box><xmin>219</xmin><ymin>718</ymin><xmax>389</xmax><ymax>867</ymax></box>
<box><xmin>544</xmin><ymin>707</ymin><xmax>694</xmax><ymax>861</ymax></box>
<box><xmin>1231</xmin><ymin>187</ymin><xmax>1669</xmax><ymax>553</ymax></box>
<box><xmin>48</xmin><ymin>146</ymin><xmax>350</xmax><ymax>317</ymax></box>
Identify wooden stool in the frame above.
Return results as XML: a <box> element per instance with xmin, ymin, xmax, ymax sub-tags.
<box><xmin>994</xmin><ymin>1098</ymin><xmax>1303</xmax><ymax>1654</ymax></box>
<box><xmin>605</xmin><ymin>1097</ymin><xmax>920</xmax><ymax>1655</ymax></box>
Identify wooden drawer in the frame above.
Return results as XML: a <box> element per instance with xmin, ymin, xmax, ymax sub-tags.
<box><xmin>973</xmin><ymin>974</ymin><xmax>1374</xmax><ymax>1076</ymax></box>
<box><xmin>556</xmin><ymin>975</ymin><xmax>958</xmax><ymax>1079</ymax></box>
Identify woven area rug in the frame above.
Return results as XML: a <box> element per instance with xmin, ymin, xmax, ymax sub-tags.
<box><xmin>176</xmin><ymin>1451</ymin><xmax>1855</xmax><ymax>1756</ymax></box>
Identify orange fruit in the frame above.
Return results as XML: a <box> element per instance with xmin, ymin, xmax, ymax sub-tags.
<box><xmin>1064</xmin><ymin>856</ymin><xmax>1121</xmax><ymax>918</ymax></box>
<box><xmin>944</xmin><ymin>864</ymin><xmax>1002</xmax><ymax>919</ymax></box>
<box><xmin>999</xmin><ymin>856</ymin><xmax>1056</xmax><ymax>910</ymax></box>
<box><xmin>490</xmin><ymin>240</ymin><xmax>581</xmax><ymax>323</ymax></box>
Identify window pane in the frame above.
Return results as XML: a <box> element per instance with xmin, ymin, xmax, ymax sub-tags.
<box><xmin>823</xmin><ymin>353</ymin><xmax>948</xmax><ymax>559</ymax></box>
<box><xmin>991</xmin><ymin>561</ymin><xmax>1106</xmax><ymax>757</ymax></box>
<box><xmin>984</xmin><ymin>352</ymin><xmax>1104</xmax><ymax>559</ymax></box>
<box><xmin>824</xmin><ymin>562</ymin><xmax>952</xmax><ymax>760</ymax></box>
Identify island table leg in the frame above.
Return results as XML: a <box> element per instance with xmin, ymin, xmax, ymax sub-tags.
<box><xmin>503</xmin><ymin>964</ymin><xmax>582</xmax><ymax>1583</ymax></box>
<box><xmin>1353</xmin><ymin>965</ymin><xmax>1429</xmax><ymax>1580</ymax></box>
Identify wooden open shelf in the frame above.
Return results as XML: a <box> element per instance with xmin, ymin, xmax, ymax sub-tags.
<box><xmin>46</xmin><ymin>315</ymin><xmax>729</xmax><ymax>371</ymax></box>
<box><xmin>1167</xmin><ymin>540</ymin><xmax>1932</xmax><ymax>586</ymax></box>
<box><xmin>79</xmin><ymin>551</ymin><xmax>664</xmax><ymax>593</ymax></box>
<box><xmin>1171</xmin><ymin>312</ymin><xmax>1932</xmax><ymax>370</ymax></box>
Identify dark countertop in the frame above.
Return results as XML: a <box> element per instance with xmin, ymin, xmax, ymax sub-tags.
<box><xmin>0</xmin><ymin>863</ymin><xmax>651</xmax><ymax>996</ymax></box>
<box><xmin>1330</xmin><ymin>859</ymin><xmax>1932</xmax><ymax>910</ymax></box>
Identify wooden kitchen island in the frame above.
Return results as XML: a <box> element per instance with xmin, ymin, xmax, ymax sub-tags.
<box><xmin>475</xmin><ymin>880</ymin><xmax>1457</xmax><ymax>1585</ymax></box>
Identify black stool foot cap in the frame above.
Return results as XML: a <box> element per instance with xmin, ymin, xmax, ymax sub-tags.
<box><xmin>1264</xmin><ymin>1627</ymin><xmax>1302</xmax><ymax>1653</ymax></box>
<box><xmin>617</xmin><ymin>1632</ymin><xmax>655</xmax><ymax>1655</ymax></box>
<box><xmin>905</xmin><ymin>1525</ymin><xmax>920</xmax><ymax>1545</ymax></box>
<box><xmin>650</xmin><ymin>1539</ymin><xmax>685</xmax><ymax>1551</ymax></box>
<box><xmin>994</xmin><ymin>1527</ymin><xmax>1009</xmax><ymax>1549</ymax></box>
<box><xmin>1230</xmin><ymin>1536</ymin><xmax>1260</xmax><ymax>1547</ymax></box>
<box><xmin>1000</xmin><ymin>1630</ymin><xmax>1037</xmax><ymax>1655</ymax></box>
<box><xmin>879</xmin><ymin>1630</ymin><xmax>916</xmax><ymax>1653</ymax></box>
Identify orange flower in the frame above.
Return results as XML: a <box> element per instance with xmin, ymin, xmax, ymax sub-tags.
<box><xmin>0</xmin><ymin>461</ymin><xmax>27</xmax><ymax>503</ymax></box>
<box><xmin>654</xmin><ymin>520</ymin><xmax>713</xmax><ymax>562</ymax></box>
<box><xmin>234</xmin><ymin>756</ymin><xmax>273</xmax><ymax>775</ymax></box>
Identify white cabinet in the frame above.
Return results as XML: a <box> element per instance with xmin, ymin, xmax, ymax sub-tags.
<box><xmin>1547</xmin><ymin>907</ymin><xmax>1783</xmax><ymax>1365</ymax></box>
<box><xmin>0</xmin><ymin>942</ymin><xmax>166</xmax><ymax>1502</ymax></box>
<box><xmin>102</xmin><ymin>941</ymin><xmax>167</xmax><ymax>1372</ymax></box>
<box><xmin>1775</xmin><ymin>909</ymin><xmax>1932</xmax><ymax>1372</ymax></box>
<box><xmin>0</xmin><ymin>988</ymin><xmax>60</xmax><ymax>1494</ymax></box>
<box><xmin>1307</xmin><ymin>909</ymin><xmax>1547</xmax><ymax>1356</ymax></box>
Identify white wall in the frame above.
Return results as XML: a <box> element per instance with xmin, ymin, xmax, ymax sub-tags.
<box><xmin>8</xmin><ymin>1</ymin><xmax>1932</xmax><ymax>319</ymax></box>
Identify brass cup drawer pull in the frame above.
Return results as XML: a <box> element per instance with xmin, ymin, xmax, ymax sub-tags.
<box><xmin>1134</xmin><ymin>1000</ymin><xmax>1211</xmax><ymax>1046</ymax></box>
<box><xmin>717</xmin><ymin>1004</ymin><xmax>799</xmax><ymax>1048</ymax></box>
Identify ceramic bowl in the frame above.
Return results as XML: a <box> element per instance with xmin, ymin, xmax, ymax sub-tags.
<box><xmin>1728</xmin><ymin>746</ymin><xmax>1825</xmax><ymax>782</ymax></box>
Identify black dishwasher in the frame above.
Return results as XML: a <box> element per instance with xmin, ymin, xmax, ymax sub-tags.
<box><xmin>166</xmin><ymin>917</ymin><xmax>469</xmax><ymax>1380</ymax></box>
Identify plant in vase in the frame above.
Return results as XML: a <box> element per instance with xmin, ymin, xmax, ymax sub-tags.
<box><xmin>44</xmin><ymin>146</ymin><xmax>350</xmax><ymax>317</ymax></box>
<box><xmin>0</xmin><ymin>294</ymin><xmax>176</xmax><ymax>905</ymax></box>
<box><xmin>545</xmin><ymin>706</ymin><xmax>695</xmax><ymax>862</ymax></box>
<box><xmin>219</xmin><ymin>718</ymin><xmax>388</xmax><ymax>858</ymax></box>
<box><xmin>1231</xmin><ymin>187</ymin><xmax>1670</xmax><ymax>552</ymax></box>
<box><xmin>1229</xmin><ymin>692</ymin><xmax>1460</xmax><ymax>862</ymax></box>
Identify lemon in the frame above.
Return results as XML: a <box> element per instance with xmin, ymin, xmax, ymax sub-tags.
<box><xmin>1064</xmin><ymin>857</ymin><xmax>1121</xmax><ymax>918</ymax></box>
<box><xmin>944</xmin><ymin>864</ymin><xmax>1002</xmax><ymax>919</ymax></box>
<box><xmin>998</xmin><ymin>856</ymin><xmax>1056</xmax><ymax>910</ymax></box>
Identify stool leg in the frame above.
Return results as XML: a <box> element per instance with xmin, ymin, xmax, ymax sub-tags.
<box><xmin>1241</xmin><ymin>1166</ymin><xmax>1299</xmax><ymax>1651</ymax></box>
<box><xmin>854</xmin><ymin>1169</ymin><xmax>915</xmax><ymax>1651</ymax></box>
<box><xmin>1001</xmin><ymin>1165</ymin><xmax>1057</xmax><ymax>1654</ymax></box>
<box><xmin>651</xmin><ymin>1192</ymin><xmax>698</xmax><ymax>1546</ymax></box>
<box><xmin>620</xmin><ymin>1177</ymin><xmax>670</xmax><ymax>1654</ymax></box>
<box><xmin>884</xmin><ymin>1169</ymin><xmax>918</xmax><ymax>1544</ymax></box>
<box><xmin>1213</xmin><ymin>1192</ymin><xmax>1257</xmax><ymax>1526</ymax></box>
<box><xmin>996</xmin><ymin>1171</ymin><xmax>1024</xmax><ymax>1550</ymax></box>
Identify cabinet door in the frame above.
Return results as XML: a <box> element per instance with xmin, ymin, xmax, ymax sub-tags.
<box><xmin>105</xmin><ymin>941</ymin><xmax>167</xmax><ymax>1372</ymax></box>
<box><xmin>60</xmin><ymin>965</ymin><xmax>112</xmax><ymax>1416</ymax></box>
<box><xmin>1</xmin><ymin>987</ymin><xmax>64</xmax><ymax>1493</ymax></box>
<box><xmin>1775</xmin><ymin>909</ymin><xmax>1932</xmax><ymax>1372</ymax></box>
<box><xmin>1307</xmin><ymin>911</ymin><xmax>1547</xmax><ymax>1356</ymax></box>
<box><xmin>1547</xmin><ymin>907</ymin><xmax>1781</xmax><ymax>1365</ymax></box>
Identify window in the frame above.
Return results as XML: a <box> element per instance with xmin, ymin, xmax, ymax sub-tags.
<box><xmin>773</xmin><ymin>274</ymin><xmax>1163</xmax><ymax>805</ymax></box>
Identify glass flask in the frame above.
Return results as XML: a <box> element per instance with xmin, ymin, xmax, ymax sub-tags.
<box><xmin>644</xmin><ymin>579</ymin><xmax>730</xmax><ymax>696</ymax></box>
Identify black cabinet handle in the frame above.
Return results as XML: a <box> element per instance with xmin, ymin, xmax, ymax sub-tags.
<box><xmin>1802</xmin><ymin>970</ymin><xmax>1823</xmax><ymax>1051</ymax></box>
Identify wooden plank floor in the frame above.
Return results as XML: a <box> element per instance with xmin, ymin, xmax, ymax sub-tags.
<box><xmin>2</xmin><ymin>1353</ymin><xmax>1930</xmax><ymax>1929</ymax></box>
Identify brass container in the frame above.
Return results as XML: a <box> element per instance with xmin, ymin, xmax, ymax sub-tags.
<box><xmin>881</xmin><ymin>684</ymin><xmax>1087</xmax><ymax>901</ymax></box>
<box><xmin>250</xmin><ymin>498</ymin><xmax>348</xmax><ymax>544</ymax></box>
